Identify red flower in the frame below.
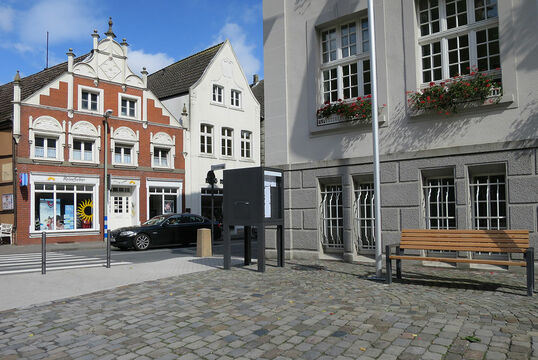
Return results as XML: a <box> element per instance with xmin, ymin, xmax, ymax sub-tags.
<box><xmin>338</xmin><ymin>98</ymin><xmax>342</xmax><ymax>102</ymax></box>
<box><xmin>486</xmin><ymin>84</ymin><xmax>491</xmax><ymax>88</ymax></box>
<box><xmin>324</xmin><ymin>100</ymin><xmax>330</xmax><ymax>105</ymax></box>
<box><xmin>470</xmin><ymin>71</ymin><xmax>476</xmax><ymax>75</ymax></box>
<box><xmin>357</xmin><ymin>97</ymin><xmax>362</xmax><ymax>101</ymax></box>
<box><xmin>366</xmin><ymin>94</ymin><xmax>372</xmax><ymax>98</ymax></box>
<box><xmin>429</xmin><ymin>81</ymin><xmax>435</xmax><ymax>87</ymax></box>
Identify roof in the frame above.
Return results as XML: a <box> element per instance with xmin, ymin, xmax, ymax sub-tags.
<box><xmin>0</xmin><ymin>53</ymin><xmax>89</xmax><ymax>126</ymax></box>
<box><xmin>251</xmin><ymin>79</ymin><xmax>264</xmax><ymax>118</ymax></box>
<box><xmin>147</xmin><ymin>42</ymin><xmax>224</xmax><ymax>100</ymax></box>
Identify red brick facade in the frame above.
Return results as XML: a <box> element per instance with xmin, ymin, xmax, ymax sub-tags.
<box><xmin>15</xmin><ymin>75</ymin><xmax>184</xmax><ymax>245</ymax></box>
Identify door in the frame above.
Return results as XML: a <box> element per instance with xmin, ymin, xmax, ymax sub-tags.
<box><xmin>109</xmin><ymin>187</ymin><xmax>134</xmax><ymax>230</ymax></box>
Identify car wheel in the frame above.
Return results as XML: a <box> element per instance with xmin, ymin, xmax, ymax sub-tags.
<box><xmin>133</xmin><ymin>233</ymin><xmax>151</xmax><ymax>251</ymax></box>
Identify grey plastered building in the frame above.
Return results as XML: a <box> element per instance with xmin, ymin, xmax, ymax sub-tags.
<box><xmin>263</xmin><ymin>0</ymin><xmax>538</xmax><ymax>262</ymax></box>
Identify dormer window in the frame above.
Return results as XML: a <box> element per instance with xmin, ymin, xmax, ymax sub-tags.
<box><xmin>213</xmin><ymin>85</ymin><xmax>224</xmax><ymax>103</ymax></box>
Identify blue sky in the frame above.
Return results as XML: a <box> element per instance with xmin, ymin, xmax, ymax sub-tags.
<box><xmin>0</xmin><ymin>0</ymin><xmax>263</xmax><ymax>84</ymax></box>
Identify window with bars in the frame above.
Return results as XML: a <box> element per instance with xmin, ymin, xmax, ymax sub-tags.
<box><xmin>320</xmin><ymin>17</ymin><xmax>371</xmax><ymax>104</ymax></box>
<box><xmin>34</xmin><ymin>136</ymin><xmax>58</xmax><ymax>159</ymax></box>
<box><xmin>354</xmin><ymin>183</ymin><xmax>375</xmax><ymax>251</ymax></box>
<box><xmin>200</xmin><ymin>124</ymin><xmax>213</xmax><ymax>154</ymax></box>
<box><xmin>221</xmin><ymin>127</ymin><xmax>233</xmax><ymax>157</ymax></box>
<box><xmin>213</xmin><ymin>85</ymin><xmax>223</xmax><ymax>103</ymax></box>
<box><xmin>470</xmin><ymin>174</ymin><xmax>506</xmax><ymax>230</ymax></box>
<box><xmin>73</xmin><ymin>140</ymin><xmax>93</xmax><ymax>162</ymax></box>
<box><xmin>320</xmin><ymin>184</ymin><xmax>343</xmax><ymax>249</ymax></box>
<box><xmin>240</xmin><ymin>131</ymin><xmax>252</xmax><ymax>159</ymax></box>
<box><xmin>423</xmin><ymin>178</ymin><xmax>456</xmax><ymax>229</ymax></box>
<box><xmin>417</xmin><ymin>0</ymin><xmax>500</xmax><ymax>84</ymax></box>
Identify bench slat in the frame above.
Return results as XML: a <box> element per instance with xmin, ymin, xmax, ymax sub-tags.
<box><xmin>402</xmin><ymin>229</ymin><xmax>529</xmax><ymax>234</ymax></box>
<box><xmin>400</xmin><ymin>245</ymin><xmax>526</xmax><ymax>252</ymax></box>
<box><xmin>402</xmin><ymin>233</ymin><xmax>529</xmax><ymax>240</ymax></box>
<box><xmin>400</xmin><ymin>242</ymin><xmax>529</xmax><ymax>248</ymax></box>
<box><xmin>401</xmin><ymin>238</ymin><xmax>529</xmax><ymax>245</ymax></box>
<box><xmin>389</xmin><ymin>255</ymin><xmax>526</xmax><ymax>267</ymax></box>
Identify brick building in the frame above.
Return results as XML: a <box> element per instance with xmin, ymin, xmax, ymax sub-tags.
<box><xmin>2</xmin><ymin>19</ymin><xmax>184</xmax><ymax>245</ymax></box>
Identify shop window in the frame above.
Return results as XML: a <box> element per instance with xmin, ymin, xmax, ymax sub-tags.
<box><xmin>34</xmin><ymin>183</ymin><xmax>95</xmax><ymax>231</ymax></box>
<box><xmin>148</xmin><ymin>186</ymin><xmax>179</xmax><ymax>218</ymax></box>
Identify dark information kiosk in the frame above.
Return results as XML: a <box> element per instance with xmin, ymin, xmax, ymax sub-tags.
<box><xmin>223</xmin><ymin>167</ymin><xmax>284</xmax><ymax>272</ymax></box>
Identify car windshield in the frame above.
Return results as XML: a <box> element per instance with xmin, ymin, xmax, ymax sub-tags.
<box><xmin>142</xmin><ymin>215</ymin><xmax>168</xmax><ymax>226</ymax></box>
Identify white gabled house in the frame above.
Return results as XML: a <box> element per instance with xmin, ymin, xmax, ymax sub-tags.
<box><xmin>148</xmin><ymin>40</ymin><xmax>261</xmax><ymax>220</ymax></box>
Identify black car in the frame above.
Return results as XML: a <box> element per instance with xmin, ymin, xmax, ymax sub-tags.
<box><xmin>110</xmin><ymin>213</ymin><xmax>222</xmax><ymax>250</ymax></box>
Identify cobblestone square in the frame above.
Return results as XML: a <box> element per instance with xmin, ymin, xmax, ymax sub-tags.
<box><xmin>1</xmin><ymin>260</ymin><xmax>536</xmax><ymax>359</ymax></box>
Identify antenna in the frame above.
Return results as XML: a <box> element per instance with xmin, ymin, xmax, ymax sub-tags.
<box><xmin>46</xmin><ymin>31</ymin><xmax>49</xmax><ymax>69</ymax></box>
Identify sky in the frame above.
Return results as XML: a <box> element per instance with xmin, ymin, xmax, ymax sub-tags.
<box><xmin>0</xmin><ymin>0</ymin><xmax>263</xmax><ymax>85</ymax></box>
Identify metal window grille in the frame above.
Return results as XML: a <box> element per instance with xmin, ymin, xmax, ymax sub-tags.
<box><xmin>470</xmin><ymin>175</ymin><xmax>506</xmax><ymax>230</ymax></box>
<box><xmin>424</xmin><ymin>178</ymin><xmax>456</xmax><ymax>229</ymax></box>
<box><xmin>320</xmin><ymin>185</ymin><xmax>343</xmax><ymax>249</ymax></box>
<box><xmin>354</xmin><ymin>183</ymin><xmax>375</xmax><ymax>251</ymax></box>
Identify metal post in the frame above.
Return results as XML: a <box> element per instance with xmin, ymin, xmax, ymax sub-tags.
<box><xmin>368</xmin><ymin>0</ymin><xmax>383</xmax><ymax>279</ymax></box>
<box><xmin>211</xmin><ymin>182</ymin><xmax>215</xmax><ymax>246</ymax></box>
<box><xmin>41</xmin><ymin>232</ymin><xmax>46</xmax><ymax>275</ymax></box>
<box><xmin>103</xmin><ymin>110</ymin><xmax>112</xmax><ymax>247</ymax></box>
<box><xmin>244</xmin><ymin>226</ymin><xmax>251</xmax><ymax>265</ymax></box>
<box><xmin>106</xmin><ymin>229</ymin><xmax>111</xmax><ymax>268</ymax></box>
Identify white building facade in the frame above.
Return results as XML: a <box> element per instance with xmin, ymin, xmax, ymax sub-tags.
<box><xmin>149</xmin><ymin>41</ymin><xmax>261</xmax><ymax>220</ymax></box>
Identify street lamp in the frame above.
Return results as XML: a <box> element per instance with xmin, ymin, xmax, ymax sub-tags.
<box><xmin>103</xmin><ymin>109</ymin><xmax>113</xmax><ymax>267</ymax></box>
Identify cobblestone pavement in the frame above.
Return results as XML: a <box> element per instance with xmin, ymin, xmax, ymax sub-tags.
<box><xmin>1</xmin><ymin>260</ymin><xmax>537</xmax><ymax>360</ymax></box>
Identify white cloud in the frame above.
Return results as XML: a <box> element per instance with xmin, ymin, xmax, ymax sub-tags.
<box><xmin>18</xmin><ymin>0</ymin><xmax>99</xmax><ymax>45</ymax></box>
<box><xmin>241</xmin><ymin>3</ymin><xmax>262</xmax><ymax>24</ymax></box>
<box><xmin>0</xmin><ymin>42</ymin><xmax>33</xmax><ymax>53</ymax></box>
<box><xmin>0</xmin><ymin>6</ymin><xmax>15</xmax><ymax>32</ymax></box>
<box><xmin>216</xmin><ymin>22</ymin><xmax>261</xmax><ymax>81</ymax></box>
<box><xmin>127</xmin><ymin>49</ymin><xmax>175</xmax><ymax>74</ymax></box>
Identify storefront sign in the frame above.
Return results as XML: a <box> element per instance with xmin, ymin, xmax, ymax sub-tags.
<box><xmin>62</xmin><ymin>176</ymin><xmax>87</xmax><ymax>183</ymax></box>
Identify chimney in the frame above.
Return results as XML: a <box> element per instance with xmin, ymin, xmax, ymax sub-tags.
<box><xmin>141</xmin><ymin>67</ymin><xmax>148</xmax><ymax>88</ymax></box>
<box><xmin>253</xmin><ymin>74</ymin><xmax>259</xmax><ymax>85</ymax></box>
<box><xmin>66</xmin><ymin>48</ymin><xmax>74</xmax><ymax>72</ymax></box>
<box><xmin>91</xmin><ymin>29</ymin><xmax>99</xmax><ymax>49</ymax></box>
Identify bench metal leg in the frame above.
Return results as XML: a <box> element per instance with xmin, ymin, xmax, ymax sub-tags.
<box><xmin>525</xmin><ymin>248</ymin><xmax>534</xmax><ymax>296</ymax></box>
<box><xmin>396</xmin><ymin>246</ymin><xmax>402</xmax><ymax>280</ymax></box>
<box><xmin>385</xmin><ymin>245</ymin><xmax>392</xmax><ymax>284</ymax></box>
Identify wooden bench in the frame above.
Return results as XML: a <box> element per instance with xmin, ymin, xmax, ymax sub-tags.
<box><xmin>385</xmin><ymin>229</ymin><xmax>535</xmax><ymax>296</ymax></box>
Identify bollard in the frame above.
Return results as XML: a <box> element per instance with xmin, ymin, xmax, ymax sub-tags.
<box><xmin>41</xmin><ymin>232</ymin><xmax>46</xmax><ymax>275</ymax></box>
<box><xmin>197</xmin><ymin>228</ymin><xmax>212</xmax><ymax>257</ymax></box>
<box><xmin>106</xmin><ymin>229</ymin><xmax>111</xmax><ymax>268</ymax></box>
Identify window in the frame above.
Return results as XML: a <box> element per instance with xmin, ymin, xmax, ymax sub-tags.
<box><xmin>354</xmin><ymin>183</ymin><xmax>375</xmax><ymax>251</ymax></box>
<box><xmin>213</xmin><ymin>85</ymin><xmax>223</xmax><ymax>103</ymax></box>
<box><xmin>148</xmin><ymin>186</ymin><xmax>179</xmax><ymax>218</ymax></box>
<box><xmin>34</xmin><ymin>183</ymin><xmax>95</xmax><ymax>231</ymax></box>
<box><xmin>153</xmin><ymin>148</ymin><xmax>169</xmax><ymax>167</ymax></box>
<box><xmin>423</xmin><ymin>178</ymin><xmax>456</xmax><ymax>229</ymax></box>
<box><xmin>417</xmin><ymin>0</ymin><xmax>500</xmax><ymax>83</ymax></box>
<box><xmin>114</xmin><ymin>145</ymin><xmax>133</xmax><ymax>165</ymax></box>
<box><xmin>200</xmin><ymin>124</ymin><xmax>213</xmax><ymax>154</ymax></box>
<box><xmin>81</xmin><ymin>91</ymin><xmax>99</xmax><ymax>111</ymax></box>
<box><xmin>320</xmin><ymin>184</ymin><xmax>343</xmax><ymax>249</ymax></box>
<box><xmin>231</xmin><ymin>90</ymin><xmax>241</xmax><ymax>107</ymax></box>
<box><xmin>73</xmin><ymin>140</ymin><xmax>93</xmax><ymax>161</ymax></box>
<box><xmin>121</xmin><ymin>98</ymin><xmax>136</xmax><ymax>117</ymax></box>
<box><xmin>34</xmin><ymin>136</ymin><xmax>57</xmax><ymax>159</ymax></box>
<box><xmin>470</xmin><ymin>174</ymin><xmax>506</xmax><ymax>230</ymax></box>
<box><xmin>320</xmin><ymin>17</ymin><xmax>370</xmax><ymax>104</ymax></box>
<box><xmin>240</xmin><ymin>131</ymin><xmax>252</xmax><ymax>159</ymax></box>
<box><xmin>221</xmin><ymin>127</ymin><xmax>233</xmax><ymax>157</ymax></box>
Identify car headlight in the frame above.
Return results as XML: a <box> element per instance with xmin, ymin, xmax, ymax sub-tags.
<box><xmin>119</xmin><ymin>230</ymin><xmax>137</xmax><ymax>237</ymax></box>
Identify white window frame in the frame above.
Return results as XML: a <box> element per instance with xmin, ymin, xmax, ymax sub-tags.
<box><xmin>113</xmin><ymin>144</ymin><xmax>134</xmax><ymax>165</ymax></box>
<box><xmin>117</xmin><ymin>93</ymin><xmax>141</xmax><ymax>120</ymax></box>
<box><xmin>110</xmin><ymin>126</ymin><xmax>139</xmax><ymax>167</ymax></box>
<box><xmin>212</xmin><ymin>84</ymin><xmax>224</xmax><ymax>104</ymax></box>
<box><xmin>230</xmin><ymin>90</ymin><xmax>241</xmax><ymax>108</ymax></box>
<box><xmin>146</xmin><ymin>180</ymin><xmax>183</xmax><ymax>220</ymax></box>
<box><xmin>78</xmin><ymin>85</ymin><xmax>104</xmax><ymax>114</ymax></box>
<box><xmin>221</xmin><ymin>127</ymin><xmax>233</xmax><ymax>158</ymax></box>
<box><xmin>29</xmin><ymin>173</ymin><xmax>100</xmax><ymax>234</ymax></box>
<box><xmin>240</xmin><ymin>130</ymin><xmax>252</xmax><ymax>159</ymax></box>
<box><xmin>200</xmin><ymin>124</ymin><xmax>214</xmax><ymax>155</ymax></box>
<box><xmin>150</xmin><ymin>132</ymin><xmax>175</xmax><ymax>169</ymax></box>
<box><xmin>29</xmin><ymin>116</ymin><xmax>65</xmax><ymax>162</ymax></box>
<box><xmin>319</xmin><ymin>16</ymin><xmax>371</xmax><ymax>105</ymax></box>
<box><xmin>416</xmin><ymin>0</ymin><xmax>500</xmax><ymax>86</ymax></box>
<box><xmin>68</xmin><ymin>121</ymin><xmax>100</xmax><ymax>164</ymax></box>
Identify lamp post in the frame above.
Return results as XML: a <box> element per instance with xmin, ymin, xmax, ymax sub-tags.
<box><xmin>103</xmin><ymin>110</ymin><xmax>113</xmax><ymax>249</ymax></box>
